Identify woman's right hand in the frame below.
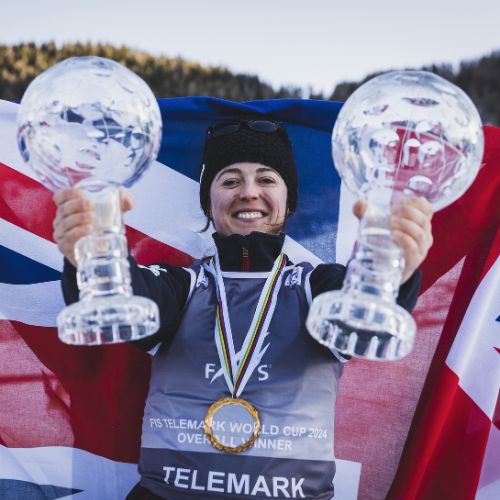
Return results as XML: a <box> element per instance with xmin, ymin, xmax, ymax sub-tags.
<box><xmin>53</xmin><ymin>188</ymin><xmax>133</xmax><ymax>266</ymax></box>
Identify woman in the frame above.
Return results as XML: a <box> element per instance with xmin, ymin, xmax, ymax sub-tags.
<box><xmin>54</xmin><ymin>119</ymin><xmax>433</xmax><ymax>499</ymax></box>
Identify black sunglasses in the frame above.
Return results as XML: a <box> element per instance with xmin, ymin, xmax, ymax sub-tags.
<box><xmin>206</xmin><ymin>119</ymin><xmax>282</xmax><ymax>139</ymax></box>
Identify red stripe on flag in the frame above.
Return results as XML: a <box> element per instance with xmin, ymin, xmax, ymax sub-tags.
<box><xmin>388</xmin><ymin>367</ymin><xmax>491</xmax><ymax>500</ymax></box>
<box><xmin>390</xmin><ymin>206</ymin><xmax>500</xmax><ymax>499</ymax></box>
<box><xmin>420</xmin><ymin>125</ymin><xmax>500</xmax><ymax>293</ymax></box>
<box><xmin>127</xmin><ymin>226</ymin><xmax>193</xmax><ymax>267</ymax></box>
<box><xmin>0</xmin><ymin>161</ymin><xmax>193</xmax><ymax>267</ymax></box>
<box><xmin>0</xmin><ymin>319</ymin><xmax>150</xmax><ymax>462</ymax></box>
<box><xmin>477</xmin><ymin>222</ymin><xmax>500</xmax><ymax>285</ymax></box>
<box><xmin>0</xmin><ymin>162</ymin><xmax>56</xmax><ymax>240</ymax></box>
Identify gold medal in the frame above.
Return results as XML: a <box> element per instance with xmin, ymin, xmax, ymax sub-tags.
<box><xmin>203</xmin><ymin>253</ymin><xmax>286</xmax><ymax>454</ymax></box>
<box><xmin>204</xmin><ymin>397</ymin><xmax>261</xmax><ymax>454</ymax></box>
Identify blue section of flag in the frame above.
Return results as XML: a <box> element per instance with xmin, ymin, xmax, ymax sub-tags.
<box><xmin>156</xmin><ymin>97</ymin><xmax>344</xmax><ymax>262</ymax></box>
<box><xmin>0</xmin><ymin>479</ymin><xmax>82</xmax><ymax>499</ymax></box>
<box><xmin>0</xmin><ymin>245</ymin><xmax>60</xmax><ymax>284</ymax></box>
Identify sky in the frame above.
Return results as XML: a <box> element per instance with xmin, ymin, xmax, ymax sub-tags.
<box><xmin>2</xmin><ymin>0</ymin><xmax>500</xmax><ymax>96</ymax></box>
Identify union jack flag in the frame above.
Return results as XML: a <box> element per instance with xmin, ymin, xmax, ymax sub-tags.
<box><xmin>0</xmin><ymin>97</ymin><xmax>498</xmax><ymax>499</ymax></box>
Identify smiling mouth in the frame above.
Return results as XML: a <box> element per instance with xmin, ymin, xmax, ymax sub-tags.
<box><xmin>234</xmin><ymin>211</ymin><xmax>267</xmax><ymax>220</ymax></box>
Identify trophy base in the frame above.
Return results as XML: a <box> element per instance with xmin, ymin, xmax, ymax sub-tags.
<box><xmin>307</xmin><ymin>291</ymin><xmax>416</xmax><ymax>361</ymax></box>
<box><xmin>57</xmin><ymin>295</ymin><xmax>160</xmax><ymax>345</ymax></box>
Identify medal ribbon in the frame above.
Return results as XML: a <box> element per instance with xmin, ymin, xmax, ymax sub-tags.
<box><xmin>206</xmin><ymin>252</ymin><xmax>287</xmax><ymax>398</ymax></box>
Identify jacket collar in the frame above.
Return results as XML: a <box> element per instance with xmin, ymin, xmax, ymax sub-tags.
<box><xmin>212</xmin><ymin>232</ymin><xmax>285</xmax><ymax>272</ymax></box>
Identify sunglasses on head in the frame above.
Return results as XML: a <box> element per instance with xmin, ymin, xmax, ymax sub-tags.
<box><xmin>206</xmin><ymin>119</ymin><xmax>282</xmax><ymax>139</ymax></box>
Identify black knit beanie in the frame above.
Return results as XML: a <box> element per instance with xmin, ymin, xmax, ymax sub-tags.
<box><xmin>199</xmin><ymin>120</ymin><xmax>298</xmax><ymax>217</ymax></box>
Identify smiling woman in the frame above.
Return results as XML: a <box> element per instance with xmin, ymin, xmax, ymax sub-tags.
<box><xmin>55</xmin><ymin>117</ymin><xmax>432</xmax><ymax>499</ymax></box>
<box><xmin>199</xmin><ymin>119</ymin><xmax>299</xmax><ymax>237</ymax></box>
<box><xmin>209</xmin><ymin>164</ymin><xmax>288</xmax><ymax>236</ymax></box>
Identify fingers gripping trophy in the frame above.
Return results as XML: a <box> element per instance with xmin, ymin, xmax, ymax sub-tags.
<box><xmin>307</xmin><ymin>71</ymin><xmax>484</xmax><ymax>361</ymax></box>
<box><xmin>17</xmin><ymin>56</ymin><xmax>162</xmax><ymax>345</ymax></box>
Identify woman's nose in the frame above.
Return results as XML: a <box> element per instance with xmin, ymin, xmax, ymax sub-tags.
<box><xmin>239</xmin><ymin>181</ymin><xmax>259</xmax><ymax>200</ymax></box>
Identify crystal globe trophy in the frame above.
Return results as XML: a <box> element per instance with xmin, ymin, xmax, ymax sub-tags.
<box><xmin>17</xmin><ymin>56</ymin><xmax>162</xmax><ymax>345</ymax></box>
<box><xmin>306</xmin><ymin>71</ymin><xmax>484</xmax><ymax>360</ymax></box>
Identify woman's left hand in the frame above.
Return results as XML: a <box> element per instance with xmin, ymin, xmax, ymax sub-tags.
<box><xmin>353</xmin><ymin>197</ymin><xmax>434</xmax><ymax>284</ymax></box>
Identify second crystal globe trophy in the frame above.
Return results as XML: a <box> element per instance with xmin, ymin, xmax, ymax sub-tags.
<box><xmin>306</xmin><ymin>71</ymin><xmax>484</xmax><ymax>361</ymax></box>
<box><xmin>17</xmin><ymin>56</ymin><xmax>162</xmax><ymax>345</ymax></box>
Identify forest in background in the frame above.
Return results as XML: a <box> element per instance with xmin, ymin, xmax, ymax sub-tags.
<box><xmin>1</xmin><ymin>42</ymin><xmax>499</xmax><ymax>125</ymax></box>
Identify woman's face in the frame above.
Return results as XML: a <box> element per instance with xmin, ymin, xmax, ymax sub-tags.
<box><xmin>209</xmin><ymin>162</ymin><xmax>288</xmax><ymax>237</ymax></box>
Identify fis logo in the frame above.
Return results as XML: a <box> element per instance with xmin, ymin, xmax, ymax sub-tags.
<box><xmin>203</xmin><ymin>330</ymin><xmax>273</xmax><ymax>384</ymax></box>
<box><xmin>205</xmin><ymin>363</ymin><xmax>271</xmax><ymax>382</ymax></box>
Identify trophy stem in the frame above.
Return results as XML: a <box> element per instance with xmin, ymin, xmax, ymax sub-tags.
<box><xmin>57</xmin><ymin>187</ymin><xmax>159</xmax><ymax>345</ymax></box>
<box><xmin>306</xmin><ymin>202</ymin><xmax>416</xmax><ymax>361</ymax></box>
<box><xmin>344</xmin><ymin>202</ymin><xmax>404</xmax><ymax>303</ymax></box>
<box><xmin>75</xmin><ymin>187</ymin><xmax>131</xmax><ymax>300</ymax></box>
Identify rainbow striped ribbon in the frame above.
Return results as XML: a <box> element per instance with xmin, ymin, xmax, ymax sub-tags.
<box><xmin>208</xmin><ymin>252</ymin><xmax>287</xmax><ymax>398</ymax></box>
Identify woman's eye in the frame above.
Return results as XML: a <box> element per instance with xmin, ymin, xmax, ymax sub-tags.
<box><xmin>221</xmin><ymin>178</ymin><xmax>239</xmax><ymax>187</ymax></box>
<box><xmin>259</xmin><ymin>177</ymin><xmax>276</xmax><ymax>185</ymax></box>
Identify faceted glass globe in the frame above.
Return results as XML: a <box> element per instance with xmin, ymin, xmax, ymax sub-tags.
<box><xmin>332</xmin><ymin>70</ymin><xmax>484</xmax><ymax>210</ymax></box>
<box><xmin>17</xmin><ymin>56</ymin><xmax>162</xmax><ymax>192</ymax></box>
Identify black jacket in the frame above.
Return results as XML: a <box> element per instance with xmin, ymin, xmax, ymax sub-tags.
<box><xmin>61</xmin><ymin>231</ymin><xmax>421</xmax><ymax>351</ymax></box>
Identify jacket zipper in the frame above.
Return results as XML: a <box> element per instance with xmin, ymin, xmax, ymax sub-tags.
<box><xmin>242</xmin><ymin>246</ymin><xmax>250</xmax><ymax>272</ymax></box>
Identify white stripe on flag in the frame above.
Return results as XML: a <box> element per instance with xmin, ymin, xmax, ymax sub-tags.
<box><xmin>0</xmin><ymin>218</ymin><xmax>62</xmax><ymax>272</ymax></box>
<box><xmin>334</xmin><ymin>459</ymin><xmax>362</xmax><ymax>500</ymax></box>
<box><xmin>0</xmin><ymin>281</ymin><xmax>63</xmax><ymax>326</ymax></box>
<box><xmin>127</xmin><ymin>159</ymin><xmax>214</xmax><ymax>259</ymax></box>
<box><xmin>445</xmin><ymin>257</ymin><xmax>500</xmax><ymax>418</ymax></box>
<box><xmin>0</xmin><ymin>445</ymin><xmax>139</xmax><ymax>499</ymax></box>
<box><xmin>283</xmin><ymin>235</ymin><xmax>322</xmax><ymax>266</ymax></box>
<box><xmin>476</xmin><ymin>424</ymin><xmax>500</xmax><ymax>500</ymax></box>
